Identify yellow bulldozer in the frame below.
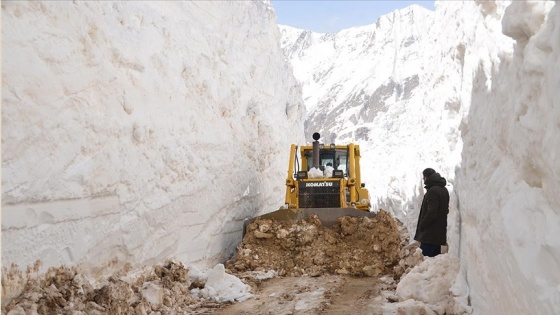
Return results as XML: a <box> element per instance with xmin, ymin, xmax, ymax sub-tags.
<box><xmin>244</xmin><ymin>132</ymin><xmax>376</xmax><ymax>232</ymax></box>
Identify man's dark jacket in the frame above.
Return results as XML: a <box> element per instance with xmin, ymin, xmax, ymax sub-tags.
<box><xmin>414</xmin><ymin>172</ymin><xmax>449</xmax><ymax>245</ymax></box>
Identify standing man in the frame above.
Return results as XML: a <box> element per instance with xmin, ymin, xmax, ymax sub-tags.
<box><xmin>414</xmin><ymin>168</ymin><xmax>450</xmax><ymax>257</ymax></box>
<box><xmin>324</xmin><ymin>162</ymin><xmax>334</xmax><ymax>177</ymax></box>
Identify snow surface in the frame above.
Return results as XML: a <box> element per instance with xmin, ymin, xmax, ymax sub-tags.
<box><xmin>1</xmin><ymin>1</ymin><xmax>305</xmax><ymax>274</ymax></box>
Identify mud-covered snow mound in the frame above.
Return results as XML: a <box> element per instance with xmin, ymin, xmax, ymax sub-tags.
<box><xmin>1</xmin><ymin>261</ymin><xmax>249</xmax><ymax>314</ymax></box>
<box><xmin>227</xmin><ymin>210</ymin><xmax>403</xmax><ymax>277</ymax></box>
<box><xmin>2</xmin><ymin>261</ymin><xmax>196</xmax><ymax>314</ymax></box>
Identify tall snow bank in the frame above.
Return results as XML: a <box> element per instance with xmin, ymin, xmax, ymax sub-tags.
<box><xmin>457</xmin><ymin>1</ymin><xmax>559</xmax><ymax>314</ymax></box>
<box><xmin>1</xmin><ymin>1</ymin><xmax>305</xmax><ymax>273</ymax></box>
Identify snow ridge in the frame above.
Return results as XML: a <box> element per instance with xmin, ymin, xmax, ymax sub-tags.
<box><xmin>1</xmin><ymin>1</ymin><xmax>305</xmax><ymax>273</ymax></box>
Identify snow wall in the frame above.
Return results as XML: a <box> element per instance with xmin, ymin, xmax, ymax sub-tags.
<box><xmin>455</xmin><ymin>1</ymin><xmax>560</xmax><ymax>314</ymax></box>
<box><xmin>1</xmin><ymin>1</ymin><xmax>305</xmax><ymax>274</ymax></box>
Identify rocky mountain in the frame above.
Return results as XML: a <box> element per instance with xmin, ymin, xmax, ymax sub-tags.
<box><xmin>280</xmin><ymin>5</ymin><xmax>436</xmax><ymax>143</ymax></box>
<box><xmin>279</xmin><ymin>5</ymin><xmax>459</xmax><ymax>225</ymax></box>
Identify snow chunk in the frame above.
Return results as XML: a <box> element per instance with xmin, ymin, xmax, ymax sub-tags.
<box><xmin>308</xmin><ymin>167</ymin><xmax>324</xmax><ymax>179</ymax></box>
<box><xmin>141</xmin><ymin>282</ymin><xmax>163</xmax><ymax>308</ymax></box>
<box><xmin>191</xmin><ymin>264</ymin><xmax>252</xmax><ymax>303</ymax></box>
<box><xmin>324</xmin><ymin>165</ymin><xmax>334</xmax><ymax>177</ymax></box>
<box><xmin>395</xmin><ymin>254</ymin><xmax>467</xmax><ymax>314</ymax></box>
<box><xmin>502</xmin><ymin>1</ymin><xmax>553</xmax><ymax>43</ymax></box>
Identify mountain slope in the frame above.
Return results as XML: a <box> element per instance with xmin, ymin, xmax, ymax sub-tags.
<box><xmin>279</xmin><ymin>5</ymin><xmax>459</xmax><ymax>227</ymax></box>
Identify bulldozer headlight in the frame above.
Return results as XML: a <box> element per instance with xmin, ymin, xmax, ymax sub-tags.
<box><xmin>332</xmin><ymin>170</ymin><xmax>344</xmax><ymax>178</ymax></box>
<box><xmin>296</xmin><ymin>171</ymin><xmax>308</xmax><ymax>179</ymax></box>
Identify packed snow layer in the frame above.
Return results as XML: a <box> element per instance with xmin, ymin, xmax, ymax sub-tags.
<box><xmin>1</xmin><ymin>1</ymin><xmax>305</xmax><ymax>273</ymax></box>
<box><xmin>456</xmin><ymin>1</ymin><xmax>560</xmax><ymax>313</ymax></box>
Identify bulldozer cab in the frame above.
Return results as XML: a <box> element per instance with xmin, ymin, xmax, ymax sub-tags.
<box><xmin>303</xmin><ymin>147</ymin><xmax>348</xmax><ymax>175</ymax></box>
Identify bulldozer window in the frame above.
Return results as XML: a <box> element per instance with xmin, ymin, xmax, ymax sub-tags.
<box><xmin>335</xmin><ymin>151</ymin><xmax>349</xmax><ymax>176</ymax></box>
<box><xmin>337</xmin><ymin>154</ymin><xmax>348</xmax><ymax>176</ymax></box>
<box><xmin>303</xmin><ymin>149</ymin><xmax>349</xmax><ymax>176</ymax></box>
<box><xmin>320</xmin><ymin>152</ymin><xmax>335</xmax><ymax>169</ymax></box>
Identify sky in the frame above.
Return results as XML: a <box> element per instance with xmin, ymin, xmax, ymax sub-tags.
<box><xmin>272</xmin><ymin>0</ymin><xmax>436</xmax><ymax>33</ymax></box>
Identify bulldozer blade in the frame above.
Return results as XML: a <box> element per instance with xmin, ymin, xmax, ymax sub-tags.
<box><xmin>243</xmin><ymin>208</ymin><xmax>377</xmax><ymax>236</ymax></box>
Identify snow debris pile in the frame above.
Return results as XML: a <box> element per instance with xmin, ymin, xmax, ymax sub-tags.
<box><xmin>227</xmin><ymin>211</ymin><xmax>403</xmax><ymax>277</ymax></box>
<box><xmin>392</xmin><ymin>241</ymin><xmax>424</xmax><ymax>281</ymax></box>
<box><xmin>388</xmin><ymin>254</ymin><xmax>468</xmax><ymax>315</ymax></box>
<box><xmin>190</xmin><ymin>264</ymin><xmax>252</xmax><ymax>303</ymax></box>
<box><xmin>1</xmin><ymin>260</ymin><xmax>251</xmax><ymax>314</ymax></box>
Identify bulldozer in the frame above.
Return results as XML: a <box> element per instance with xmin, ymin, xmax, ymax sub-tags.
<box><xmin>244</xmin><ymin>132</ymin><xmax>377</xmax><ymax>232</ymax></box>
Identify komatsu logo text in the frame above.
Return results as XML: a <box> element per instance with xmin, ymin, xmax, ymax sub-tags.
<box><xmin>305</xmin><ymin>182</ymin><xmax>333</xmax><ymax>188</ymax></box>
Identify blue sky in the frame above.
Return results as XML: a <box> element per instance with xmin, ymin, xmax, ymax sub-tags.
<box><xmin>271</xmin><ymin>1</ymin><xmax>435</xmax><ymax>33</ymax></box>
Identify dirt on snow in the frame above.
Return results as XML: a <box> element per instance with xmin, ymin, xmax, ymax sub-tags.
<box><xmin>2</xmin><ymin>210</ymin><xmax>424</xmax><ymax>315</ymax></box>
<box><xmin>1</xmin><ymin>260</ymin><xmax>215</xmax><ymax>315</ymax></box>
<box><xmin>227</xmin><ymin>210</ymin><xmax>405</xmax><ymax>278</ymax></box>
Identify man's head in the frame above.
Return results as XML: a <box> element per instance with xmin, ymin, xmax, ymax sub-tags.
<box><xmin>326</xmin><ymin>162</ymin><xmax>333</xmax><ymax>167</ymax></box>
<box><xmin>422</xmin><ymin>168</ymin><xmax>436</xmax><ymax>181</ymax></box>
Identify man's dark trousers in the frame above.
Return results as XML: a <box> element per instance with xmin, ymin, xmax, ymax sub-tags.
<box><xmin>420</xmin><ymin>243</ymin><xmax>441</xmax><ymax>257</ymax></box>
